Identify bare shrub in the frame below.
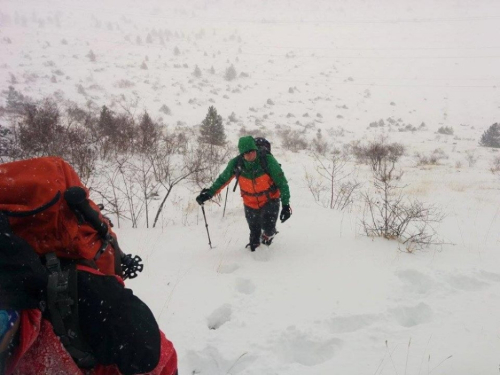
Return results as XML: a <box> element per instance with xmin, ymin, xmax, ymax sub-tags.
<box><xmin>415</xmin><ymin>148</ymin><xmax>448</xmax><ymax>166</ymax></box>
<box><xmin>310</xmin><ymin>129</ymin><xmax>329</xmax><ymax>155</ymax></box>
<box><xmin>91</xmin><ymin>105</ymin><xmax>136</xmax><ymax>159</ymax></box>
<box><xmin>191</xmin><ymin>142</ymin><xmax>231</xmax><ymax>189</ymax></box>
<box><xmin>159</xmin><ymin>105</ymin><xmax>172</xmax><ymax>115</ymax></box>
<box><xmin>0</xmin><ymin>123</ymin><xmax>15</xmax><ymax>160</ymax></box>
<box><xmin>114</xmin><ymin>79</ymin><xmax>135</xmax><ymax>88</ymax></box>
<box><xmin>151</xmin><ymin>140</ymin><xmax>209</xmax><ymax>228</ymax></box>
<box><xmin>17</xmin><ymin>99</ymin><xmax>67</xmax><ymax>157</ymax></box>
<box><xmin>464</xmin><ymin>150</ymin><xmax>478</xmax><ymax>167</ymax></box>
<box><xmin>238</xmin><ymin>126</ymin><xmax>267</xmax><ymax>139</ymax></box>
<box><xmin>490</xmin><ymin>155</ymin><xmax>500</xmax><ymax>173</ymax></box>
<box><xmin>352</xmin><ymin>138</ymin><xmax>405</xmax><ymax>171</ymax></box>
<box><xmin>437</xmin><ymin>126</ymin><xmax>454</xmax><ymax>135</ymax></box>
<box><xmin>278</xmin><ymin>127</ymin><xmax>308</xmax><ymax>152</ymax></box>
<box><xmin>308</xmin><ymin>150</ymin><xmax>361</xmax><ymax>210</ymax></box>
<box><xmin>362</xmin><ymin>160</ymin><xmax>444</xmax><ymax>251</ymax></box>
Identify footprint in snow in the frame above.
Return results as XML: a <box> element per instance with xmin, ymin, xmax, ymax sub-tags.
<box><xmin>186</xmin><ymin>345</ymin><xmax>256</xmax><ymax>374</ymax></box>
<box><xmin>388</xmin><ymin>302</ymin><xmax>433</xmax><ymax>327</ymax></box>
<box><xmin>446</xmin><ymin>274</ymin><xmax>488</xmax><ymax>292</ymax></box>
<box><xmin>275</xmin><ymin>326</ymin><xmax>342</xmax><ymax>366</ymax></box>
<box><xmin>207</xmin><ymin>304</ymin><xmax>232</xmax><ymax>330</ymax></box>
<box><xmin>235</xmin><ymin>278</ymin><xmax>255</xmax><ymax>295</ymax></box>
<box><xmin>326</xmin><ymin>313</ymin><xmax>380</xmax><ymax>334</ymax></box>
<box><xmin>478</xmin><ymin>270</ymin><xmax>500</xmax><ymax>283</ymax></box>
<box><xmin>396</xmin><ymin>269</ymin><xmax>437</xmax><ymax>295</ymax></box>
<box><xmin>251</xmin><ymin>247</ymin><xmax>272</xmax><ymax>262</ymax></box>
<box><xmin>217</xmin><ymin>263</ymin><xmax>239</xmax><ymax>274</ymax></box>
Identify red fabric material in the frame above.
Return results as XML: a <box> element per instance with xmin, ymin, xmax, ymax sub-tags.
<box><xmin>7</xmin><ymin>310</ymin><xmax>177</xmax><ymax>375</ymax></box>
<box><xmin>0</xmin><ymin>157</ymin><xmax>116</xmax><ymax>275</ymax></box>
<box><xmin>76</xmin><ymin>264</ymin><xmax>125</xmax><ymax>286</ymax></box>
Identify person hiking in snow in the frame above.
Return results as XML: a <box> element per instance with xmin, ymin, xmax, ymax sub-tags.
<box><xmin>196</xmin><ymin>135</ymin><xmax>291</xmax><ymax>251</ymax></box>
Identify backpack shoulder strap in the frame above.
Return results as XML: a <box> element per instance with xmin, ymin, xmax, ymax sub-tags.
<box><xmin>232</xmin><ymin>155</ymin><xmax>244</xmax><ymax>192</ymax></box>
<box><xmin>258</xmin><ymin>150</ymin><xmax>271</xmax><ymax>177</ymax></box>
<box><xmin>45</xmin><ymin>253</ymin><xmax>96</xmax><ymax>369</ymax></box>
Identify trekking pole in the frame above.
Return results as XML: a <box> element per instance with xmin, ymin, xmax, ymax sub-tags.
<box><xmin>222</xmin><ymin>187</ymin><xmax>229</xmax><ymax>218</ymax></box>
<box><xmin>201</xmin><ymin>205</ymin><xmax>212</xmax><ymax>249</ymax></box>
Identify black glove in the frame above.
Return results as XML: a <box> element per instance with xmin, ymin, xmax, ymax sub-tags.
<box><xmin>196</xmin><ymin>188</ymin><xmax>212</xmax><ymax>205</ymax></box>
<box><xmin>280</xmin><ymin>204</ymin><xmax>292</xmax><ymax>223</ymax></box>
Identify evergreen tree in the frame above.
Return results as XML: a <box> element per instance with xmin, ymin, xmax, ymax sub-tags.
<box><xmin>199</xmin><ymin>106</ymin><xmax>226</xmax><ymax>146</ymax></box>
<box><xmin>193</xmin><ymin>65</ymin><xmax>202</xmax><ymax>78</ymax></box>
<box><xmin>479</xmin><ymin>123</ymin><xmax>500</xmax><ymax>148</ymax></box>
<box><xmin>224</xmin><ymin>64</ymin><xmax>237</xmax><ymax>81</ymax></box>
<box><xmin>137</xmin><ymin>111</ymin><xmax>160</xmax><ymax>153</ymax></box>
<box><xmin>98</xmin><ymin>105</ymin><xmax>116</xmax><ymax>137</ymax></box>
<box><xmin>87</xmin><ymin>50</ymin><xmax>96</xmax><ymax>62</ymax></box>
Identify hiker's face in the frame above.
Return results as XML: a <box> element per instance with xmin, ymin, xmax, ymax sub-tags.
<box><xmin>243</xmin><ymin>150</ymin><xmax>257</xmax><ymax>162</ymax></box>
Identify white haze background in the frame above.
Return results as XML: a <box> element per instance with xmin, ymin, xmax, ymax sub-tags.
<box><xmin>2</xmin><ymin>0</ymin><xmax>500</xmax><ymax>373</ymax></box>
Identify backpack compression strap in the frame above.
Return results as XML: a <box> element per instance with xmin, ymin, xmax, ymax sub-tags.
<box><xmin>1</xmin><ymin>192</ymin><xmax>61</xmax><ymax>218</ymax></box>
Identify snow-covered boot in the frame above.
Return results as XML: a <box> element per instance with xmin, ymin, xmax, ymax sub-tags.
<box><xmin>245</xmin><ymin>243</ymin><xmax>260</xmax><ymax>252</ymax></box>
<box><xmin>261</xmin><ymin>231</ymin><xmax>278</xmax><ymax>246</ymax></box>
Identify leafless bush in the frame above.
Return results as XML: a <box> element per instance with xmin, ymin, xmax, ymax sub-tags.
<box><xmin>490</xmin><ymin>155</ymin><xmax>500</xmax><ymax>173</ymax></box>
<box><xmin>238</xmin><ymin>126</ymin><xmax>267</xmax><ymax>139</ymax></box>
<box><xmin>151</xmin><ymin>140</ymin><xmax>209</xmax><ymax>228</ymax></box>
<box><xmin>191</xmin><ymin>142</ymin><xmax>231</xmax><ymax>189</ymax></box>
<box><xmin>17</xmin><ymin>99</ymin><xmax>67</xmax><ymax>157</ymax></box>
<box><xmin>362</xmin><ymin>160</ymin><xmax>444</xmax><ymax>251</ymax></box>
<box><xmin>464</xmin><ymin>150</ymin><xmax>478</xmax><ymax>167</ymax></box>
<box><xmin>415</xmin><ymin>148</ymin><xmax>448</xmax><ymax>166</ymax></box>
<box><xmin>114</xmin><ymin>79</ymin><xmax>135</xmax><ymax>88</ymax></box>
<box><xmin>159</xmin><ymin>105</ymin><xmax>172</xmax><ymax>115</ymax></box>
<box><xmin>0</xmin><ymin>123</ymin><xmax>15</xmax><ymax>160</ymax></box>
<box><xmin>437</xmin><ymin>126</ymin><xmax>454</xmax><ymax>135</ymax></box>
<box><xmin>310</xmin><ymin>129</ymin><xmax>329</xmax><ymax>155</ymax></box>
<box><xmin>307</xmin><ymin>151</ymin><xmax>361</xmax><ymax>210</ymax></box>
<box><xmin>352</xmin><ymin>138</ymin><xmax>405</xmax><ymax>171</ymax></box>
<box><xmin>278</xmin><ymin>127</ymin><xmax>308</xmax><ymax>152</ymax></box>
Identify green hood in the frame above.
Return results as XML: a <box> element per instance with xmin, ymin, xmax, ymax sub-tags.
<box><xmin>238</xmin><ymin>136</ymin><xmax>257</xmax><ymax>154</ymax></box>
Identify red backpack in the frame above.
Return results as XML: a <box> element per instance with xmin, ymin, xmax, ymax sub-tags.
<box><xmin>0</xmin><ymin>156</ymin><xmax>118</xmax><ymax>275</ymax></box>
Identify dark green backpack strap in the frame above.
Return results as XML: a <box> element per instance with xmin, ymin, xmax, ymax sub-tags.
<box><xmin>232</xmin><ymin>155</ymin><xmax>244</xmax><ymax>192</ymax></box>
<box><xmin>45</xmin><ymin>253</ymin><xmax>96</xmax><ymax>369</ymax></box>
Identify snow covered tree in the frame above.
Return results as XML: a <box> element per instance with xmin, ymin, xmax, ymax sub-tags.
<box><xmin>86</xmin><ymin>50</ymin><xmax>96</xmax><ymax>62</ymax></box>
<box><xmin>193</xmin><ymin>65</ymin><xmax>202</xmax><ymax>78</ymax></box>
<box><xmin>479</xmin><ymin>123</ymin><xmax>500</xmax><ymax>148</ymax></box>
<box><xmin>224</xmin><ymin>64</ymin><xmax>237</xmax><ymax>81</ymax></box>
<box><xmin>198</xmin><ymin>106</ymin><xmax>226</xmax><ymax>146</ymax></box>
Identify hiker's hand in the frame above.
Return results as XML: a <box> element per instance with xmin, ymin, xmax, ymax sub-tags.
<box><xmin>196</xmin><ymin>188</ymin><xmax>212</xmax><ymax>205</ymax></box>
<box><xmin>280</xmin><ymin>204</ymin><xmax>292</xmax><ymax>223</ymax></box>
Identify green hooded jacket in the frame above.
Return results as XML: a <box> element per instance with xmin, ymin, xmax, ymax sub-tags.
<box><xmin>208</xmin><ymin>137</ymin><xmax>290</xmax><ymax>206</ymax></box>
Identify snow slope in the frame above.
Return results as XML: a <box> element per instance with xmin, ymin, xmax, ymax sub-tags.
<box><xmin>2</xmin><ymin>0</ymin><xmax>500</xmax><ymax>373</ymax></box>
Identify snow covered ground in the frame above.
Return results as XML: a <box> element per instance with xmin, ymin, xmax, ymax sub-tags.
<box><xmin>2</xmin><ymin>0</ymin><xmax>500</xmax><ymax>373</ymax></box>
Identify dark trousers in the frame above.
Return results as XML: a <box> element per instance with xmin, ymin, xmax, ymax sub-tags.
<box><xmin>244</xmin><ymin>199</ymin><xmax>280</xmax><ymax>247</ymax></box>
